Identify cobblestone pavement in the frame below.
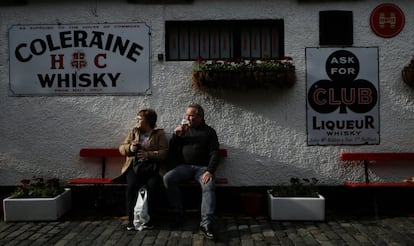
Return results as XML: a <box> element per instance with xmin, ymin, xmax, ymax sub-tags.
<box><xmin>1</xmin><ymin>211</ymin><xmax>414</xmax><ymax>246</ymax></box>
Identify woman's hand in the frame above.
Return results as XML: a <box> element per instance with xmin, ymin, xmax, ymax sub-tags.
<box><xmin>130</xmin><ymin>144</ymin><xmax>138</xmax><ymax>152</ymax></box>
<box><xmin>130</xmin><ymin>141</ymin><xmax>140</xmax><ymax>152</ymax></box>
<box><xmin>137</xmin><ymin>150</ymin><xmax>148</xmax><ymax>160</ymax></box>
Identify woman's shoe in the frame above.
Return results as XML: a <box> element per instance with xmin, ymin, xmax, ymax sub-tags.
<box><xmin>126</xmin><ymin>222</ymin><xmax>137</xmax><ymax>231</ymax></box>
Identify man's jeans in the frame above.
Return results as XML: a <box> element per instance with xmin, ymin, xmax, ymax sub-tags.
<box><xmin>163</xmin><ymin>164</ymin><xmax>216</xmax><ymax>227</ymax></box>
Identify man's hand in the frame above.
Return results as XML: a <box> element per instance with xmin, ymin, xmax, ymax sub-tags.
<box><xmin>174</xmin><ymin>125</ymin><xmax>184</xmax><ymax>135</ymax></box>
<box><xmin>202</xmin><ymin>171</ymin><xmax>213</xmax><ymax>184</ymax></box>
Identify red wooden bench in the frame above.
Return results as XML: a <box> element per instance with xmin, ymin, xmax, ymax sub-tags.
<box><xmin>68</xmin><ymin>148</ymin><xmax>229</xmax><ymax>185</ymax></box>
<box><xmin>340</xmin><ymin>152</ymin><xmax>414</xmax><ymax>187</ymax></box>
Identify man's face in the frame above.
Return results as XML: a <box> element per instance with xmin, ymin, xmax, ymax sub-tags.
<box><xmin>186</xmin><ymin>107</ymin><xmax>202</xmax><ymax>127</ymax></box>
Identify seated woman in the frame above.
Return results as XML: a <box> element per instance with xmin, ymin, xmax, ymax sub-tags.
<box><xmin>119</xmin><ymin>109</ymin><xmax>168</xmax><ymax>231</ymax></box>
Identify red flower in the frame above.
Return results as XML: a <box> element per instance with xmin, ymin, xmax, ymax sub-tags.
<box><xmin>195</xmin><ymin>56</ymin><xmax>203</xmax><ymax>61</ymax></box>
<box><xmin>47</xmin><ymin>178</ymin><xmax>59</xmax><ymax>184</ymax></box>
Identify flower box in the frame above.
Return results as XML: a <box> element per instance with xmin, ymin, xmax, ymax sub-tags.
<box><xmin>3</xmin><ymin>188</ymin><xmax>72</xmax><ymax>221</ymax></box>
<box><xmin>192</xmin><ymin>58</ymin><xmax>295</xmax><ymax>91</ymax></box>
<box><xmin>267</xmin><ymin>191</ymin><xmax>325</xmax><ymax>221</ymax></box>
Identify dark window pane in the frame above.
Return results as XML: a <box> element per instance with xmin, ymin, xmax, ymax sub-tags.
<box><xmin>165</xmin><ymin>20</ymin><xmax>284</xmax><ymax>61</ymax></box>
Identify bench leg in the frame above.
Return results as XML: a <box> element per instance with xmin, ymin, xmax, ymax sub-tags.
<box><xmin>373</xmin><ymin>190</ymin><xmax>379</xmax><ymax>220</ymax></box>
<box><xmin>364</xmin><ymin>160</ymin><xmax>369</xmax><ymax>183</ymax></box>
<box><xmin>101</xmin><ymin>157</ymin><xmax>106</xmax><ymax>178</ymax></box>
<box><xmin>92</xmin><ymin>184</ymin><xmax>106</xmax><ymax>208</ymax></box>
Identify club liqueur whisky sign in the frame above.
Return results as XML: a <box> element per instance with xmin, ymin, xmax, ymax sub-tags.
<box><xmin>306</xmin><ymin>47</ymin><xmax>379</xmax><ymax>145</ymax></box>
<box><xmin>9</xmin><ymin>23</ymin><xmax>150</xmax><ymax>95</ymax></box>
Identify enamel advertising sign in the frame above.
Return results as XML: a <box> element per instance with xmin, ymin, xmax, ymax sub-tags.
<box><xmin>370</xmin><ymin>3</ymin><xmax>405</xmax><ymax>38</ymax></box>
<box><xmin>9</xmin><ymin>23</ymin><xmax>150</xmax><ymax>96</ymax></box>
<box><xmin>306</xmin><ymin>47</ymin><xmax>379</xmax><ymax>145</ymax></box>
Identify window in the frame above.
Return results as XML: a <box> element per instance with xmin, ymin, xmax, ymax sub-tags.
<box><xmin>319</xmin><ymin>11</ymin><xmax>353</xmax><ymax>46</ymax></box>
<box><xmin>165</xmin><ymin>20</ymin><xmax>284</xmax><ymax>61</ymax></box>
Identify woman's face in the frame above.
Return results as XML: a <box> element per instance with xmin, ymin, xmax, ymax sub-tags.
<box><xmin>136</xmin><ymin>115</ymin><xmax>150</xmax><ymax>131</ymax></box>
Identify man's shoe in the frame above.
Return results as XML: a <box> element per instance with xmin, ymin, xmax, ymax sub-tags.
<box><xmin>200</xmin><ymin>225</ymin><xmax>215</xmax><ymax>240</ymax></box>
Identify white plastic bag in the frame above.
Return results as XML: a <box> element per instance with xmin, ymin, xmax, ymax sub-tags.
<box><xmin>133</xmin><ymin>187</ymin><xmax>150</xmax><ymax>231</ymax></box>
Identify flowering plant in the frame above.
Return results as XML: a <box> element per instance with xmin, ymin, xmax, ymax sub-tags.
<box><xmin>193</xmin><ymin>56</ymin><xmax>295</xmax><ymax>72</ymax></box>
<box><xmin>11</xmin><ymin>177</ymin><xmax>66</xmax><ymax>198</ymax></box>
<box><xmin>270</xmin><ymin>177</ymin><xmax>319</xmax><ymax>198</ymax></box>
<box><xmin>192</xmin><ymin>56</ymin><xmax>295</xmax><ymax>91</ymax></box>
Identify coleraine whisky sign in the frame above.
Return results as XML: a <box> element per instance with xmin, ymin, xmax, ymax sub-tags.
<box><xmin>9</xmin><ymin>23</ymin><xmax>150</xmax><ymax>96</ymax></box>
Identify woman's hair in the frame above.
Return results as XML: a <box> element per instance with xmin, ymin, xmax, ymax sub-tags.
<box><xmin>138</xmin><ymin>108</ymin><xmax>157</xmax><ymax>129</ymax></box>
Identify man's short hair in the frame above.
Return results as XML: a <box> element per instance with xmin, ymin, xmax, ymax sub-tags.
<box><xmin>188</xmin><ymin>103</ymin><xmax>204</xmax><ymax>118</ymax></box>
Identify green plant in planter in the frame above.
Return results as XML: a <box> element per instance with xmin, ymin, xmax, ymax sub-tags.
<box><xmin>193</xmin><ymin>57</ymin><xmax>295</xmax><ymax>72</ymax></box>
<box><xmin>11</xmin><ymin>177</ymin><xmax>66</xmax><ymax>198</ymax></box>
<box><xmin>270</xmin><ymin>177</ymin><xmax>319</xmax><ymax>198</ymax></box>
<box><xmin>192</xmin><ymin>57</ymin><xmax>295</xmax><ymax>91</ymax></box>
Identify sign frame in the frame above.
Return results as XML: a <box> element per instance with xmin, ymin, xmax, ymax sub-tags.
<box><xmin>370</xmin><ymin>3</ymin><xmax>405</xmax><ymax>38</ymax></box>
<box><xmin>306</xmin><ymin>47</ymin><xmax>380</xmax><ymax>146</ymax></box>
<box><xmin>9</xmin><ymin>22</ymin><xmax>151</xmax><ymax>96</ymax></box>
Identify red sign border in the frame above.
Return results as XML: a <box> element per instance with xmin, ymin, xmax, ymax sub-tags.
<box><xmin>370</xmin><ymin>3</ymin><xmax>405</xmax><ymax>38</ymax></box>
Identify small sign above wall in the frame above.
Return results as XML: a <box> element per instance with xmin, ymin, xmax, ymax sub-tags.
<box><xmin>9</xmin><ymin>23</ymin><xmax>151</xmax><ymax>96</ymax></box>
<box><xmin>370</xmin><ymin>3</ymin><xmax>405</xmax><ymax>38</ymax></box>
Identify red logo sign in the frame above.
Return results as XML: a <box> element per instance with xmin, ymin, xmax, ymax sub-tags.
<box><xmin>370</xmin><ymin>3</ymin><xmax>405</xmax><ymax>38</ymax></box>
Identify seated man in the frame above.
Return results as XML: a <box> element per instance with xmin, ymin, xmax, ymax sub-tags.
<box><xmin>163</xmin><ymin>103</ymin><xmax>220</xmax><ymax>240</ymax></box>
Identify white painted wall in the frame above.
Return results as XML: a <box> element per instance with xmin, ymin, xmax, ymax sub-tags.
<box><xmin>1</xmin><ymin>0</ymin><xmax>413</xmax><ymax>186</ymax></box>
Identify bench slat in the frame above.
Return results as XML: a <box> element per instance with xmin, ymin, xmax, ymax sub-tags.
<box><xmin>68</xmin><ymin>177</ymin><xmax>228</xmax><ymax>185</ymax></box>
<box><xmin>345</xmin><ymin>182</ymin><xmax>414</xmax><ymax>188</ymax></box>
<box><xmin>341</xmin><ymin>152</ymin><xmax>414</xmax><ymax>161</ymax></box>
<box><xmin>80</xmin><ymin>148</ymin><xmax>123</xmax><ymax>157</ymax></box>
<box><xmin>68</xmin><ymin>178</ymin><xmax>115</xmax><ymax>184</ymax></box>
<box><xmin>70</xmin><ymin>147</ymin><xmax>228</xmax><ymax>185</ymax></box>
<box><xmin>219</xmin><ymin>149</ymin><xmax>227</xmax><ymax>157</ymax></box>
<box><xmin>80</xmin><ymin>148</ymin><xmax>227</xmax><ymax>158</ymax></box>
<box><xmin>180</xmin><ymin>178</ymin><xmax>228</xmax><ymax>186</ymax></box>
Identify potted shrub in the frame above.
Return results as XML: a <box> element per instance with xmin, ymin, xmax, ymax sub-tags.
<box><xmin>192</xmin><ymin>56</ymin><xmax>295</xmax><ymax>91</ymax></box>
<box><xmin>402</xmin><ymin>57</ymin><xmax>414</xmax><ymax>87</ymax></box>
<box><xmin>267</xmin><ymin>177</ymin><xmax>325</xmax><ymax>221</ymax></box>
<box><xmin>3</xmin><ymin>177</ymin><xmax>72</xmax><ymax>221</ymax></box>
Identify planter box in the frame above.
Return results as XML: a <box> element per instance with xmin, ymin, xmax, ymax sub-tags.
<box><xmin>267</xmin><ymin>191</ymin><xmax>325</xmax><ymax>221</ymax></box>
<box><xmin>192</xmin><ymin>69</ymin><xmax>295</xmax><ymax>91</ymax></box>
<box><xmin>3</xmin><ymin>188</ymin><xmax>72</xmax><ymax>222</ymax></box>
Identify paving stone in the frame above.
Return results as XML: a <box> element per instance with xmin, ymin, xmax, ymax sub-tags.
<box><xmin>240</xmin><ymin>238</ymin><xmax>254</xmax><ymax>246</ymax></box>
<box><xmin>313</xmin><ymin>232</ymin><xmax>330</xmax><ymax>242</ymax></box>
<box><xmin>338</xmin><ymin>233</ymin><xmax>360</xmax><ymax>246</ymax></box>
<box><xmin>262</xmin><ymin>229</ymin><xmax>275</xmax><ymax>237</ymax></box>
<box><xmin>251</xmin><ymin>232</ymin><xmax>264</xmax><ymax>241</ymax></box>
<box><xmin>2</xmin><ymin>213</ymin><xmax>414</xmax><ymax>245</ymax></box>
<box><xmin>302</xmin><ymin>234</ymin><xmax>320</xmax><ymax>245</ymax></box>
